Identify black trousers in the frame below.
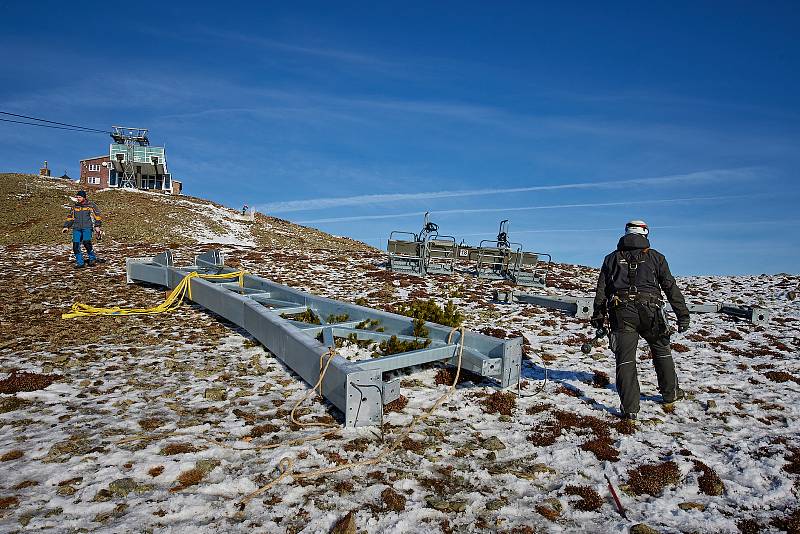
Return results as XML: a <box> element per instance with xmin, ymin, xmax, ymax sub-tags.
<box><xmin>609</xmin><ymin>301</ymin><xmax>678</xmax><ymax>414</ymax></box>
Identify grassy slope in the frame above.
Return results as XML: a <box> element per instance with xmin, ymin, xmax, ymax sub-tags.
<box><xmin>0</xmin><ymin>173</ymin><xmax>373</xmax><ymax>252</ymax></box>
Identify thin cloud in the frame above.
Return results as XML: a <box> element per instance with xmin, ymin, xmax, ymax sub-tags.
<box><xmin>295</xmin><ymin>193</ymin><xmax>756</xmax><ymax>224</ymax></box>
<box><xmin>261</xmin><ymin>168</ymin><xmax>758</xmax><ymax>214</ymax></box>
<box><xmin>197</xmin><ymin>27</ymin><xmax>394</xmax><ymax>68</ymax></box>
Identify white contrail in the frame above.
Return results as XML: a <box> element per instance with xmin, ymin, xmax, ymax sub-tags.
<box><xmin>259</xmin><ymin>167</ymin><xmax>757</xmax><ymax>213</ymax></box>
<box><xmin>295</xmin><ymin>194</ymin><xmax>755</xmax><ymax>224</ymax></box>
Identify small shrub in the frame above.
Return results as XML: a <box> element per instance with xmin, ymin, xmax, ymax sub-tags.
<box><xmin>282</xmin><ymin>308</ymin><xmax>320</xmax><ymax>325</ymax></box>
<box><xmin>326</xmin><ymin>313</ymin><xmax>350</xmax><ymax>323</ymax></box>
<box><xmin>375</xmin><ymin>335</ymin><xmax>431</xmax><ymax>356</ymax></box>
<box><xmin>395</xmin><ymin>299</ymin><xmax>464</xmax><ymax>328</ymax></box>
<box><xmin>412</xmin><ymin>318</ymin><xmax>429</xmax><ymax>338</ymax></box>
<box><xmin>355</xmin><ymin>318</ymin><xmax>382</xmax><ymax>331</ymax></box>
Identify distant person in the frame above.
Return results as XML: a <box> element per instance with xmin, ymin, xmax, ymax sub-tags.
<box><xmin>242</xmin><ymin>204</ymin><xmax>249</xmax><ymax>215</ymax></box>
<box><xmin>62</xmin><ymin>190</ymin><xmax>103</xmax><ymax>268</ymax></box>
<box><xmin>590</xmin><ymin>220</ymin><xmax>691</xmax><ymax>420</ymax></box>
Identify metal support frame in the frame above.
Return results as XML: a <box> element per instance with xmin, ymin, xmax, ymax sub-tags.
<box><xmin>126</xmin><ymin>249</ymin><xmax>522</xmax><ymax>428</ymax></box>
<box><xmin>495</xmin><ymin>289</ymin><xmax>771</xmax><ymax>326</ymax></box>
<box><xmin>687</xmin><ymin>303</ymin><xmax>771</xmax><ymax>327</ymax></box>
<box><xmin>494</xmin><ymin>290</ymin><xmax>593</xmax><ymax>319</ymax></box>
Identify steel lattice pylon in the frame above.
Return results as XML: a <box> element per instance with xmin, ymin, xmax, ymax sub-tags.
<box><xmin>111</xmin><ymin>126</ymin><xmax>149</xmax><ymax>189</ymax></box>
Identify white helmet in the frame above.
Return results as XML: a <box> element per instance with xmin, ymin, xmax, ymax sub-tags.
<box><xmin>625</xmin><ymin>220</ymin><xmax>649</xmax><ymax>236</ymax></box>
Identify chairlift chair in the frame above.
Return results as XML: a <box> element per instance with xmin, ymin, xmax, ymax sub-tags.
<box><xmin>387</xmin><ymin>212</ymin><xmax>453</xmax><ymax>276</ymax></box>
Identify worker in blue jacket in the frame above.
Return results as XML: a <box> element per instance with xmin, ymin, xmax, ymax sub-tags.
<box><xmin>62</xmin><ymin>190</ymin><xmax>103</xmax><ymax>268</ymax></box>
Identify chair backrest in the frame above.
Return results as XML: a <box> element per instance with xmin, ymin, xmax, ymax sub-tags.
<box><xmin>388</xmin><ymin>239</ymin><xmax>423</xmax><ymax>257</ymax></box>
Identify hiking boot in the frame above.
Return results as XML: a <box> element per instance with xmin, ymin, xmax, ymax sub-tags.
<box><xmin>620</xmin><ymin>411</ymin><xmax>637</xmax><ymax>421</ymax></box>
<box><xmin>87</xmin><ymin>259</ymin><xmax>96</xmax><ymax>267</ymax></box>
<box><xmin>663</xmin><ymin>388</ymin><xmax>686</xmax><ymax>404</ymax></box>
<box><xmin>75</xmin><ymin>263</ymin><xmax>86</xmax><ymax>269</ymax></box>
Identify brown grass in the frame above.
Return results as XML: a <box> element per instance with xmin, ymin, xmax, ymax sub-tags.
<box><xmin>527</xmin><ymin>409</ymin><xmax>629</xmax><ymax>461</ymax></box>
<box><xmin>0</xmin><ymin>371</ymin><xmax>62</xmax><ymax>394</ymax></box>
<box><xmin>171</xmin><ymin>468</ymin><xmax>204</xmax><ymax>492</ymax></box>
<box><xmin>384</xmin><ymin>395</ymin><xmax>408</xmax><ymax>413</ymax></box>
<box><xmin>138</xmin><ymin>418</ymin><xmax>166</xmax><ymax>431</ymax></box>
<box><xmin>564</xmin><ymin>485</ymin><xmax>603</xmax><ymax>511</ymax></box>
<box><xmin>148</xmin><ymin>465</ymin><xmax>165</xmax><ymax>477</ymax></box>
<box><xmin>400</xmin><ymin>438</ymin><xmax>425</xmax><ymax>454</ymax></box>
<box><xmin>160</xmin><ymin>442</ymin><xmax>198</xmax><ymax>455</ymax></box>
<box><xmin>381</xmin><ymin>487</ymin><xmax>406</xmax><ymax>512</ymax></box>
<box><xmin>770</xmin><ymin>508</ymin><xmax>800</xmax><ymax>534</ymax></box>
<box><xmin>249</xmin><ymin>423</ymin><xmax>280</xmax><ymax>438</ymax></box>
<box><xmin>592</xmin><ymin>370</ymin><xmax>610</xmax><ymax>388</ymax></box>
<box><xmin>0</xmin><ymin>450</ymin><xmax>23</xmax><ymax>462</ymax></box>
<box><xmin>764</xmin><ymin>371</ymin><xmax>800</xmax><ymax>385</ymax></box>
<box><xmin>784</xmin><ymin>448</ymin><xmax>800</xmax><ymax>475</ymax></box>
<box><xmin>627</xmin><ymin>461</ymin><xmax>681</xmax><ymax>496</ymax></box>
<box><xmin>693</xmin><ymin>460</ymin><xmax>725</xmax><ymax>496</ymax></box>
<box><xmin>535</xmin><ymin>503</ymin><xmax>560</xmax><ymax>521</ymax></box>
<box><xmin>480</xmin><ymin>391</ymin><xmax>517</xmax><ymax>416</ymax></box>
<box><xmin>434</xmin><ymin>367</ymin><xmax>483</xmax><ymax>386</ymax></box>
<box><xmin>0</xmin><ymin>496</ymin><xmax>19</xmax><ymax>509</ymax></box>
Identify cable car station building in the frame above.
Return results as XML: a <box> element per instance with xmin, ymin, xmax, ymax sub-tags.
<box><xmin>79</xmin><ymin>126</ymin><xmax>182</xmax><ymax>194</ymax></box>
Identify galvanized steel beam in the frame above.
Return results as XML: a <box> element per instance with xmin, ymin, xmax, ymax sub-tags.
<box><xmin>491</xmin><ymin>287</ymin><xmax>771</xmax><ymax>327</ymax></box>
<box><xmin>126</xmin><ymin>249</ymin><xmax>521</xmax><ymax>428</ymax></box>
<box><xmin>494</xmin><ymin>290</ymin><xmax>594</xmax><ymax>319</ymax></box>
<box><xmin>687</xmin><ymin>303</ymin><xmax>771</xmax><ymax>326</ymax></box>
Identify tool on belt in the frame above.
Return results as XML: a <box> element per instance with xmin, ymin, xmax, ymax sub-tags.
<box><xmin>581</xmin><ymin>326</ymin><xmax>608</xmax><ymax>354</ymax></box>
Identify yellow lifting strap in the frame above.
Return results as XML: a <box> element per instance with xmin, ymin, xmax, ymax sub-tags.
<box><xmin>61</xmin><ymin>270</ymin><xmax>248</xmax><ymax>319</ymax></box>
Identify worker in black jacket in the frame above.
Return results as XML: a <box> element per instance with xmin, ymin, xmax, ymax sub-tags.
<box><xmin>591</xmin><ymin>220</ymin><xmax>691</xmax><ymax>420</ymax></box>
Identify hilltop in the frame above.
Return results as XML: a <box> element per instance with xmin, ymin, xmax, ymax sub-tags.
<box><xmin>0</xmin><ymin>173</ymin><xmax>372</xmax><ymax>251</ymax></box>
<box><xmin>0</xmin><ymin>173</ymin><xmax>798</xmax><ymax>533</ymax></box>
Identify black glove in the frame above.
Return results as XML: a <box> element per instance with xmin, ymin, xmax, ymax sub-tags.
<box><xmin>677</xmin><ymin>317</ymin><xmax>690</xmax><ymax>333</ymax></box>
<box><xmin>590</xmin><ymin>315</ymin><xmax>605</xmax><ymax>330</ymax></box>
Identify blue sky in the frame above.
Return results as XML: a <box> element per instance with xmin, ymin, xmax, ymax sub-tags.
<box><xmin>1</xmin><ymin>1</ymin><xmax>798</xmax><ymax>275</ymax></box>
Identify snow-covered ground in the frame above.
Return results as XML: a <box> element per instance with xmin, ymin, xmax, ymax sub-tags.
<box><xmin>0</xmin><ymin>242</ymin><xmax>798</xmax><ymax>533</ymax></box>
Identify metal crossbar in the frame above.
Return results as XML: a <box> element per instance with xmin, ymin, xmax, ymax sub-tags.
<box><xmin>126</xmin><ymin>250</ymin><xmax>522</xmax><ymax>427</ymax></box>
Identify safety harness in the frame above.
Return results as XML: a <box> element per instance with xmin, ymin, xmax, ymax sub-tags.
<box><xmin>610</xmin><ymin>248</ymin><xmax>663</xmax><ymax>308</ymax></box>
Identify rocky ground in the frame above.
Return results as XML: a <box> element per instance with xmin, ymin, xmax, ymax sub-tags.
<box><xmin>1</xmin><ymin>175</ymin><xmax>799</xmax><ymax>533</ymax></box>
